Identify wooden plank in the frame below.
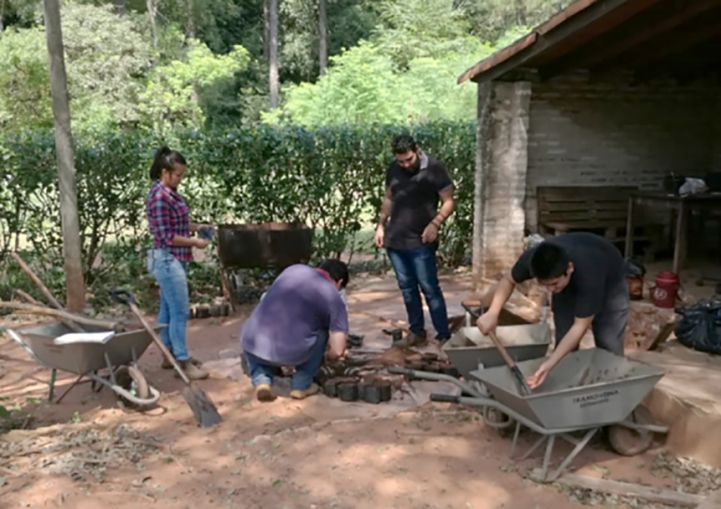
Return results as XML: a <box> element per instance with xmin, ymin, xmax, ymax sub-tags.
<box><xmin>641</xmin><ymin>318</ymin><xmax>678</xmax><ymax>351</ymax></box>
<box><xmin>541</xmin><ymin>212</ymin><xmax>628</xmax><ymax>222</ymax></box>
<box><xmin>538</xmin><ymin>202</ymin><xmax>629</xmax><ymax>212</ymax></box>
<box><xmin>550</xmin><ymin>473</ymin><xmax>705</xmax><ymax>508</ymax></box>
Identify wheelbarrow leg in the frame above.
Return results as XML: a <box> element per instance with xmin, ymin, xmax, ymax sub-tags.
<box><xmin>546</xmin><ymin>428</ymin><xmax>598</xmax><ymax>482</ymax></box>
<box><xmin>519</xmin><ymin>433</ymin><xmax>549</xmax><ymax>461</ymax></box>
<box><xmin>510</xmin><ymin>420</ymin><xmax>522</xmax><ymax>457</ymax></box>
<box><xmin>55</xmin><ymin>373</ymin><xmax>86</xmax><ymax>404</ymax></box>
<box><xmin>48</xmin><ymin>368</ymin><xmax>57</xmax><ymax>403</ymax></box>
<box><xmin>541</xmin><ymin>435</ymin><xmax>556</xmax><ymax>482</ymax></box>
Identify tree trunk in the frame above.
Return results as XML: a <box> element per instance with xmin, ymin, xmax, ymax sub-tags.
<box><xmin>186</xmin><ymin>0</ymin><xmax>195</xmax><ymax>39</ymax></box>
<box><xmin>42</xmin><ymin>0</ymin><xmax>86</xmax><ymax>312</ymax></box>
<box><xmin>268</xmin><ymin>0</ymin><xmax>279</xmax><ymax>109</ymax></box>
<box><xmin>146</xmin><ymin>0</ymin><xmax>158</xmax><ymax>48</ymax></box>
<box><xmin>263</xmin><ymin>0</ymin><xmax>269</xmax><ymax>61</ymax></box>
<box><xmin>318</xmin><ymin>0</ymin><xmax>327</xmax><ymax>76</ymax></box>
<box><xmin>113</xmin><ymin>0</ymin><xmax>125</xmax><ymax>15</ymax></box>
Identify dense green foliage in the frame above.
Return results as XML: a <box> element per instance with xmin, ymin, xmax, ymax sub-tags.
<box><xmin>0</xmin><ymin>122</ymin><xmax>475</xmax><ymax>306</ymax></box>
<box><xmin>0</xmin><ymin>0</ymin><xmax>572</xmax><ymax>130</ymax></box>
<box><xmin>0</xmin><ymin>0</ymin><xmax>572</xmax><ymax>307</ymax></box>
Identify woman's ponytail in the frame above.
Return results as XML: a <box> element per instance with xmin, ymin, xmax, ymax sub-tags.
<box><xmin>150</xmin><ymin>146</ymin><xmax>186</xmax><ymax>181</ymax></box>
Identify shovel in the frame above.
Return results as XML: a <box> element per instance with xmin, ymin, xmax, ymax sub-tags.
<box><xmin>486</xmin><ymin>330</ymin><xmax>532</xmax><ymax>397</ymax></box>
<box><xmin>110</xmin><ymin>289</ymin><xmax>222</xmax><ymax>428</ymax></box>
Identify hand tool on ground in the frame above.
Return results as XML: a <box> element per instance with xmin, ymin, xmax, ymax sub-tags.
<box><xmin>487</xmin><ymin>330</ymin><xmax>532</xmax><ymax>396</ymax></box>
<box><xmin>110</xmin><ymin>289</ymin><xmax>222</xmax><ymax>428</ymax></box>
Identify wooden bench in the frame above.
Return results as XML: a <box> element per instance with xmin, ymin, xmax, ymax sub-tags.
<box><xmin>536</xmin><ymin>186</ymin><xmax>663</xmax><ymax>253</ymax></box>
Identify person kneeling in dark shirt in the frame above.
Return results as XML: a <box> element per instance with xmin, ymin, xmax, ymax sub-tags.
<box><xmin>240</xmin><ymin>259</ymin><xmax>349</xmax><ymax>402</ymax></box>
<box><xmin>476</xmin><ymin>232</ymin><xmax>629</xmax><ymax>390</ymax></box>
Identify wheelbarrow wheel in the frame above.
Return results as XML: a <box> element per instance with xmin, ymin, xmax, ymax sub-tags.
<box><xmin>114</xmin><ymin>365</ymin><xmax>150</xmax><ymax>409</ymax></box>
<box><xmin>483</xmin><ymin>407</ymin><xmax>515</xmax><ymax>436</ymax></box>
<box><xmin>608</xmin><ymin>405</ymin><xmax>655</xmax><ymax>456</ymax></box>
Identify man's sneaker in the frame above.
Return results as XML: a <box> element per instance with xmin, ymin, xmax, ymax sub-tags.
<box><xmin>163</xmin><ymin>356</ymin><xmax>201</xmax><ymax>370</ymax></box>
<box><xmin>174</xmin><ymin>360</ymin><xmax>209</xmax><ymax>380</ymax></box>
<box><xmin>404</xmin><ymin>331</ymin><xmax>428</xmax><ymax>347</ymax></box>
<box><xmin>289</xmin><ymin>383</ymin><xmax>320</xmax><ymax>400</ymax></box>
<box><xmin>255</xmin><ymin>383</ymin><xmax>276</xmax><ymax>402</ymax></box>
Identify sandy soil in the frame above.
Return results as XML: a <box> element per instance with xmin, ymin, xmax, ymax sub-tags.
<box><xmin>0</xmin><ymin>272</ymin><xmax>717</xmax><ymax>509</ymax></box>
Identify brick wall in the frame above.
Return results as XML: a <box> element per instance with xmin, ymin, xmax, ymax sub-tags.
<box><xmin>526</xmin><ymin>70</ymin><xmax>719</xmax><ymax>230</ymax></box>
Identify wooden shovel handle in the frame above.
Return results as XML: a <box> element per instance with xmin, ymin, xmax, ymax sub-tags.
<box><xmin>125</xmin><ymin>300</ymin><xmax>191</xmax><ymax>386</ymax></box>
<box><xmin>487</xmin><ymin>331</ymin><xmax>517</xmax><ymax>369</ymax></box>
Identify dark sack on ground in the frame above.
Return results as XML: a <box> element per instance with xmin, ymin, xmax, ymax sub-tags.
<box><xmin>675</xmin><ymin>299</ymin><xmax>721</xmax><ymax>355</ymax></box>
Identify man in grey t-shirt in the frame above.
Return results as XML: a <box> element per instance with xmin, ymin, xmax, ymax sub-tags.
<box><xmin>476</xmin><ymin>232</ymin><xmax>629</xmax><ymax>390</ymax></box>
<box><xmin>240</xmin><ymin>259</ymin><xmax>350</xmax><ymax>402</ymax></box>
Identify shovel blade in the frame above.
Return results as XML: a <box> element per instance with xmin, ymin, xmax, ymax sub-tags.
<box><xmin>182</xmin><ymin>385</ymin><xmax>222</xmax><ymax>428</ymax></box>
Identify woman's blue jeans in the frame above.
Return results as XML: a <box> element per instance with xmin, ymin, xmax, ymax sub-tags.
<box><xmin>386</xmin><ymin>245</ymin><xmax>450</xmax><ymax>340</ymax></box>
<box><xmin>146</xmin><ymin>249</ymin><xmax>190</xmax><ymax>361</ymax></box>
<box><xmin>244</xmin><ymin>329</ymin><xmax>329</xmax><ymax>391</ymax></box>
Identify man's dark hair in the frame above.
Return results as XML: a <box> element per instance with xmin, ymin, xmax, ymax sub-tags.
<box><xmin>150</xmin><ymin>146</ymin><xmax>187</xmax><ymax>180</ymax></box>
<box><xmin>318</xmin><ymin>258</ymin><xmax>349</xmax><ymax>289</ymax></box>
<box><xmin>529</xmin><ymin>242</ymin><xmax>571</xmax><ymax>280</ymax></box>
<box><xmin>391</xmin><ymin>134</ymin><xmax>417</xmax><ymax>154</ymax></box>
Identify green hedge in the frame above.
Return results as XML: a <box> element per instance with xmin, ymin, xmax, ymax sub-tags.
<box><xmin>0</xmin><ymin>121</ymin><xmax>476</xmax><ymax>307</ymax></box>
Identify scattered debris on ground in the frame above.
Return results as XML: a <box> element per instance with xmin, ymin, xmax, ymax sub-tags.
<box><xmin>0</xmin><ymin>423</ymin><xmax>161</xmax><ymax>482</ymax></box>
<box><xmin>557</xmin><ymin>451</ymin><xmax>721</xmax><ymax>508</ymax></box>
<box><xmin>651</xmin><ymin>451</ymin><xmax>721</xmax><ymax>494</ymax></box>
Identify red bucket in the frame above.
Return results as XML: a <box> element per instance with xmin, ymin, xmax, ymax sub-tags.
<box><xmin>651</xmin><ymin>271</ymin><xmax>679</xmax><ymax>309</ymax></box>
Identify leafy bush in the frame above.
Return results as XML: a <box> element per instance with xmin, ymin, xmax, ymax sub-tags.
<box><xmin>0</xmin><ymin>121</ymin><xmax>475</xmax><ymax>308</ymax></box>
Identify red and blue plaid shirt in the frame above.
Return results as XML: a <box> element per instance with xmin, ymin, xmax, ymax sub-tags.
<box><xmin>146</xmin><ymin>180</ymin><xmax>192</xmax><ymax>261</ymax></box>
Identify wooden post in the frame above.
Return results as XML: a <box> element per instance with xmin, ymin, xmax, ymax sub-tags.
<box><xmin>625</xmin><ymin>195</ymin><xmax>635</xmax><ymax>258</ymax></box>
<box><xmin>43</xmin><ymin>0</ymin><xmax>86</xmax><ymax>312</ymax></box>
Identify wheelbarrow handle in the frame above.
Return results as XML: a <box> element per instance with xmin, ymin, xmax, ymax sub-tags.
<box><xmin>386</xmin><ymin>366</ymin><xmax>416</xmax><ymax>377</ymax></box>
<box><xmin>430</xmin><ymin>393</ymin><xmax>461</xmax><ymax>403</ymax></box>
<box><xmin>0</xmin><ymin>324</ymin><xmax>43</xmax><ymax>364</ymax></box>
<box><xmin>110</xmin><ymin>289</ymin><xmax>136</xmax><ymax>306</ymax></box>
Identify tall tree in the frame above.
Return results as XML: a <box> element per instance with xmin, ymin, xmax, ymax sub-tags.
<box><xmin>113</xmin><ymin>0</ymin><xmax>125</xmax><ymax>15</ymax></box>
<box><xmin>268</xmin><ymin>0</ymin><xmax>279</xmax><ymax>108</ymax></box>
<box><xmin>318</xmin><ymin>0</ymin><xmax>327</xmax><ymax>75</ymax></box>
<box><xmin>42</xmin><ymin>0</ymin><xmax>85</xmax><ymax>311</ymax></box>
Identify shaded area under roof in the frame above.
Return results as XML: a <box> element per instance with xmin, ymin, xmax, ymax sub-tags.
<box><xmin>458</xmin><ymin>0</ymin><xmax>721</xmax><ymax>85</ymax></box>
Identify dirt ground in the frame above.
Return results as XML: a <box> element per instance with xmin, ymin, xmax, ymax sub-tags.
<box><xmin>1</xmin><ymin>271</ymin><xmax>719</xmax><ymax>508</ymax></box>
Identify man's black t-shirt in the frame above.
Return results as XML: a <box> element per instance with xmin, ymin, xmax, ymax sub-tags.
<box><xmin>384</xmin><ymin>152</ymin><xmax>453</xmax><ymax>250</ymax></box>
<box><xmin>511</xmin><ymin>232</ymin><xmax>628</xmax><ymax>318</ymax></box>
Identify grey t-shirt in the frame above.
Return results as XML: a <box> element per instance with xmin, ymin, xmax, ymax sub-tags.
<box><xmin>384</xmin><ymin>152</ymin><xmax>453</xmax><ymax>250</ymax></box>
<box><xmin>240</xmin><ymin>264</ymin><xmax>349</xmax><ymax>366</ymax></box>
<box><xmin>511</xmin><ymin>232</ymin><xmax>628</xmax><ymax>318</ymax></box>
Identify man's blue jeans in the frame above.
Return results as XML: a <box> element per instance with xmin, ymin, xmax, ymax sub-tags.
<box><xmin>387</xmin><ymin>245</ymin><xmax>450</xmax><ymax>340</ymax></box>
<box><xmin>147</xmin><ymin>249</ymin><xmax>190</xmax><ymax>362</ymax></box>
<box><xmin>244</xmin><ymin>329</ymin><xmax>329</xmax><ymax>391</ymax></box>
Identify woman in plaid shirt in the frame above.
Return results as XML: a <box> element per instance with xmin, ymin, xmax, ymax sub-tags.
<box><xmin>145</xmin><ymin>146</ymin><xmax>210</xmax><ymax>380</ymax></box>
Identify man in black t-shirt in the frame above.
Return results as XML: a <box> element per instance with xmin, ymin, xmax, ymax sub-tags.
<box><xmin>375</xmin><ymin>134</ymin><xmax>455</xmax><ymax>346</ymax></box>
<box><xmin>476</xmin><ymin>232</ymin><xmax>629</xmax><ymax>389</ymax></box>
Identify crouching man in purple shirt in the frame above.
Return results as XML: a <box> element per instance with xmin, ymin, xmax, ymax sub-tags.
<box><xmin>240</xmin><ymin>259</ymin><xmax>350</xmax><ymax>402</ymax></box>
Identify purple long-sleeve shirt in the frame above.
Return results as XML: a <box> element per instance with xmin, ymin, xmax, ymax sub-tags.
<box><xmin>145</xmin><ymin>180</ymin><xmax>192</xmax><ymax>261</ymax></box>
